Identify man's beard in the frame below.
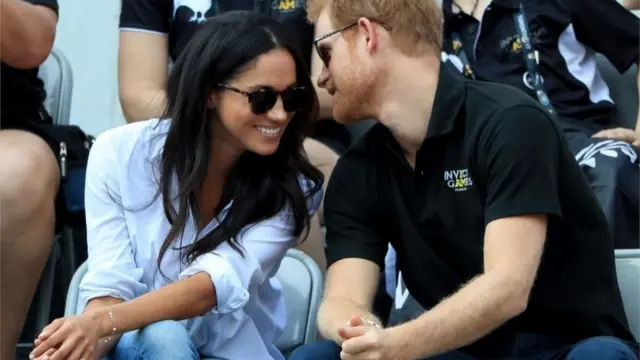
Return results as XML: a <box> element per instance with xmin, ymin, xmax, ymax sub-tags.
<box><xmin>332</xmin><ymin>58</ymin><xmax>380</xmax><ymax>124</ymax></box>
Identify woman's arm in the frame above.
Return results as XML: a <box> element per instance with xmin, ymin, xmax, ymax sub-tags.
<box><xmin>118</xmin><ymin>30</ymin><xmax>169</xmax><ymax>123</ymax></box>
<box><xmin>84</xmin><ymin>297</ymin><xmax>124</xmax><ymax>359</ymax></box>
<box><xmin>31</xmin><ymin>177</ymin><xmax>323</xmax><ymax>360</ymax></box>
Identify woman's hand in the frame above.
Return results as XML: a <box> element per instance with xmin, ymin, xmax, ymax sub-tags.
<box><xmin>30</xmin><ymin>314</ymin><xmax>104</xmax><ymax>360</ymax></box>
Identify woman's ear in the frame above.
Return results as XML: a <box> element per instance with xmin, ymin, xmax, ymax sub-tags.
<box><xmin>207</xmin><ymin>92</ymin><xmax>217</xmax><ymax>109</ymax></box>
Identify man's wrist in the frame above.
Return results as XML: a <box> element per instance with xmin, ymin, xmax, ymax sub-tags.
<box><xmin>387</xmin><ymin>321</ymin><xmax>423</xmax><ymax>360</ymax></box>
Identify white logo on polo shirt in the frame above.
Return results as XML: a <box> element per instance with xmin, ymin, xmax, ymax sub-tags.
<box><xmin>444</xmin><ymin>168</ymin><xmax>473</xmax><ymax>192</ymax></box>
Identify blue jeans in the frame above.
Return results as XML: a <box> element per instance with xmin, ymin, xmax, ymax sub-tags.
<box><xmin>289</xmin><ymin>336</ymin><xmax>639</xmax><ymax>360</ymax></box>
<box><xmin>104</xmin><ymin>320</ymin><xmax>199</xmax><ymax>360</ymax></box>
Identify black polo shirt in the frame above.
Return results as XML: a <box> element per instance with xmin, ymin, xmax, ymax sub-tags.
<box><xmin>441</xmin><ymin>0</ymin><xmax>639</xmax><ymax>130</ymax></box>
<box><xmin>120</xmin><ymin>0</ymin><xmax>314</xmax><ymax>69</ymax></box>
<box><xmin>324</xmin><ymin>65</ymin><xmax>634</xmax><ymax>351</ymax></box>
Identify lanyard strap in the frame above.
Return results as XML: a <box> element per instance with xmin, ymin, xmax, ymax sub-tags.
<box><xmin>449</xmin><ymin>4</ymin><xmax>556</xmax><ymax>115</ymax></box>
<box><xmin>452</xmin><ymin>32</ymin><xmax>476</xmax><ymax>80</ymax></box>
<box><xmin>512</xmin><ymin>4</ymin><xmax>555</xmax><ymax>115</ymax></box>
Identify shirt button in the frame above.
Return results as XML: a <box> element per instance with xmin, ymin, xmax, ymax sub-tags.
<box><xmin>420</xmin><ymin>171</ymin><xmax>424</xmax><ymax>176</ymax></box>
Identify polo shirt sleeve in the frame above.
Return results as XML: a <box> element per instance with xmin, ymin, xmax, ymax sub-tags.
<box><xmin>120</xmin><ymin>0</ymin><xmax>172</xmax><ymax>34</ymax></box>
<box><xmin>28</xmin><ymin>0</ymin><xmax>58</xmax><ymax>15</ymax></box>
<box><xmin>475</xmin><ymin>105</ymin><xmax>563</xmax><ymax>224</ymax></box>
<box><xmin>567</xmin><ymin>0</ymin><xmax>639</xmax><ymax>72</ymax></box>
<box><xmin>324</xmin><ymin>156</ymin><xmax>388</xmax><ymax>269</ymax></box>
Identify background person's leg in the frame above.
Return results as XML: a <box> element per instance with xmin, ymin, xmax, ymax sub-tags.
<box><xmin>294</xmin><ymin>214</ymin><xmax>327</xmax><ymax>273</ymax></box>
<box><xmin>564</xmin><ymin>336</ymin><xmax>639</xmax><ymax>360</ymax></box>
<box><xmin>565</xmin><ymin>130</ymin><xmax>639</xmax><ymax>249</ymax></box>
<box><xmin>0</xmin><ymin>130</ymin><xmax>58</xmax><ymax>360</ymax></box>
<box><xmin>302</xmin><ymin>138</ymin><xmax>339</xmax><ymax>226</ymax></box>
<box><xmin>288</xmin><ymin>340</ymin><xmax>341</xmax><ymax>360</ymax></box>
<box><xmin>109</xmin><ymin>320</ymin><xmax>199</xmax><ymax>360</ymax></box>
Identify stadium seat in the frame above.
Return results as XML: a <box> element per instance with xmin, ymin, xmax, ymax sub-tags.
<box><xmin>615</xmin><ymin>249</ymin><xmax>640</xmax><ymax>341</ymax></box>
<box><xmin>64</xmin><ymin>249</ymin><xmax>324</xmax><ymax>358</ymax></box>
<box><xmin>596</xmin><ymin>54</ymin><xmax>638</xmax><ymax>129</ymax></box>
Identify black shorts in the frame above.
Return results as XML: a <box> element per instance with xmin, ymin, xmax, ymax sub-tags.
<box><xmin>2</xmin><ymin>112</ymin><xmax>65</xmax><ymax>232</ymax></box>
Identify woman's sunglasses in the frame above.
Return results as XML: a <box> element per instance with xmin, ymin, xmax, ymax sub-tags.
<box><xmin>218</xmin><ymin>84</ymin><xmax>307</xmax><ymax>115</ymax></box>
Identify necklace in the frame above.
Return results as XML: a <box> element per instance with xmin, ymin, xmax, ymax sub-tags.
<box><xmin>453</xmin><ymin>0</ymin><xmax>479</xmax><ymax>17</ymax></box>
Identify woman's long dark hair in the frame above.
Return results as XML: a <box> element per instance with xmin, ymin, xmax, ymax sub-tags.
<box><xmin>157</xmin><ymin>11</ymin><xmax>323</xmax><ymax>273</ymax></box>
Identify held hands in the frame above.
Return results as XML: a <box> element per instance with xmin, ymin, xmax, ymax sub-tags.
<box><xmin>338</xmin><ymin>315</ymin><xmax>404</xmax><ymax>360</ymax></box>
<box><xmin>30</xmin><ymin>314</ymin><xmax>102</xmax><ymax>360</ymax></box>
<box><xmin>592</xmin><ymin>127</ymin><xmax>640</xmax><ymax>147</ymax></box>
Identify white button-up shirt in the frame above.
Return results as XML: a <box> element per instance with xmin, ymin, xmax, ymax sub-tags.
<box><xmin>79</xmin><ymin>119</ymin><xmax>322</xmax><ymax>359</ymax></box>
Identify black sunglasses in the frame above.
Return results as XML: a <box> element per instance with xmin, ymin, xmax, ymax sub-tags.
<box><xmin>313</xmin><ymin>22</ymin><xmax>358</xmax><ymax>67</ymax></box>
<box><xmin>218</xmin><ymin>84</ymin><xmax>307</xmax><ymax>115</ymax></box>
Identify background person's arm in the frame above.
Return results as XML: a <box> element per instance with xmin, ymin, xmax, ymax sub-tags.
<box><xmin>567</xmin><ymin>0</ymin><xmax>640</xmax><ymax>135</ymax></box>
<box><xmin>0</xmin><ymin>0</ymin><xmax>57</xmax><ymax>69</ymax></box>
<box><xmin>623</xmin><ymin>0</ymin><xmax>640</xmax><ymax>10</ymax></box>
<box><xmin>118</xmin><ymin>0</ymin><xmax>172</xmax><ymax>122</ymax></box>
<box><xmin>118</xmin><ymin>30</ymin><xmax>169</xmax><ymax>122</ymax></box>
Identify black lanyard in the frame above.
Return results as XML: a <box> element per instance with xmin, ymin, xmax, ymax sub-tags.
<box><xmin>450</xmin><ymin>4</ymin><xmax>556</xmax><ymax>116</ymax></box>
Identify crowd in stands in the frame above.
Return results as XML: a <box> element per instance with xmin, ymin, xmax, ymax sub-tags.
<box><xmin>1</xmin><ymin>0</ymin><xmax>639</xmax><ymax>359</ymax></box>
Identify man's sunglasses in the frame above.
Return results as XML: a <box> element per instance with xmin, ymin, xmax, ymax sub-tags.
<box><xmin>313</xmin><ymin>22</ymin><xmax>358</xmax><ymax>67</ymax></box>
<box><xmin>218</xmin><ymin>84</ymin><xmax>307</xmax><ymax>115</ymax></box>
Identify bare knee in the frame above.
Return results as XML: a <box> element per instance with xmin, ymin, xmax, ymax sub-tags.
<box><xmin>0</xmin><ymin>130</ymin><xmax>60</xmax><ymax>225</ymax></box>
<box><xmin>303</xmin><ymin>138</ymin><xmax>339</xmax><ymax>225</ymax></box>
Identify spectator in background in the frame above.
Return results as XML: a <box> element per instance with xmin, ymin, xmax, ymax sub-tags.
<box><xmin>623</xmin><ymin>0</ymin><xmax>639</xmax><ymax>9</ymax></box>
<box><xmin>0</xmin><ymin>0</ymin><xmax>59</xmax><ymax>358</ymax></box>
<box><xmin>30</xmin><ymin>12</ymin><xmax>324</xmax><ymax>360</ymax></box>
<box><xmin>291</xmin><ymin>0</ymin><xmax>638</xmax><ymax>359</ymax></box>
<box><xmin>442</xmin><ymin>0</ymin><xmax>639</xmax><ymax>249</ymax></box>
<box><xmin>117</xmin><ymin>0</ymin><xmax>344</xmax><ymax>273</ymax></box>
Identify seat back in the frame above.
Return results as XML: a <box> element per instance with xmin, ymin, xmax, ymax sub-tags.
<box><xmin>275</xmin><ymin>249</ymin><xmax>324</xmax><ymax>352</ymax></box>
<box><xmin>615</xmin><ymin>249</ymin><xmax>640</xmax><ymax>341</ymax></box>
<box><xmin>595</xmin><ymin>54</ymin><xmax>638</xmax><ymax>129</ymax></box>
<box><xmin>38</xmin><ymin>48</ymin><xmax>74</xmax><ymax>125</ymax></box>
<box><xmin>65</xmin><ymin>249</ymin><xmax>324</xmax><ymax>352</ymax></box>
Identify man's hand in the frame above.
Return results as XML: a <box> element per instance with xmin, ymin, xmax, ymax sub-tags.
<box><xmin>338</xmin><ymin>316</ymin><xmax>406</xmax><ymax>360</ymax></box>
<box><xmin>593</xmin><ymin>127</ymin><xmax>640</xmax><ymax>147</ymax></box>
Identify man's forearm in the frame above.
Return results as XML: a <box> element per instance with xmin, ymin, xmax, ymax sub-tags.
<box><xmin>317</xmin><ymin>297</ymin><xmax>382</xmax><ymax>344</ymax></box>
<box><xmin>0</xmin><ymin>0</ymin><xmax>57</xmax><ymax>69</ymax></box>
<box><xmin>390</xmin><ymin>274</ymin><xmax>526</xmax><ymax>359</ymax></box>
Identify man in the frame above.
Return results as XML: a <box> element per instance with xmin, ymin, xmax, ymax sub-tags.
<box><xmin>0</xmin><ymin>0</ymin><xmax>60</xmax><ymax>358</ymax></box>
<box><xmin>442</xmin><ymin>0</ymin><xmax>639</xmax><ymax>249</ymax></box>
<box><xmin>290</xmin><ymin>0</ymin><xmax>639</xmax><ymax>359</ymax></box>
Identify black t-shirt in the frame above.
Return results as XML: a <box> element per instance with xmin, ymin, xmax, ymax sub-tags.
<box><xmin>1</xmin><ymin>0</ymin><xmax>59</xmax><ymax>122</ymax></box>
<box><xmin>442</xmin><ymin>0</ymin><xmax>639</xmax><ymax>129</ymax></box>
<box><xmin>119</xmin><ymin>0</ymin><xmax>314</xmax><ymax>69</ymax></box>
<box><xmin>325</xmin><ymin>65</ymin><xmax>634</xmax><ymax>352</ymax></box>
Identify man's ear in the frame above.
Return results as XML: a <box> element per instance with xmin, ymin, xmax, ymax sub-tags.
<box><xmin>357</xmin><ymin>17</ymin><xmax>378</xmax><ymax>54</ymax></box>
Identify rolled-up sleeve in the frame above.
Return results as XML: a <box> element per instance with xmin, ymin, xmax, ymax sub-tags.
<box><xmin>79</xmin><ymin>133</ymin><xmax>147</xmax><ymax>305</ymax></box>
<box><xmin>179</xmin><ymin>175</ymin><xmax>323</xmax><ymax>314</ymax></box>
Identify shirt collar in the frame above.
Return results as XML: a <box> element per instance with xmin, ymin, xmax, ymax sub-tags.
<box><xmin>424</xmin><ymin>64</ymin><xmax>466</xmax><ymax>139</ymax></box>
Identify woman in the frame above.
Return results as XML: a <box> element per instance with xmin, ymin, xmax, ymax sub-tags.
<box><xmin>30</xmin><ymin>11</ymin><xmax>323</xmax><ymax>360</ymax></box>
<box><xmin>118</xmin><ymin>0</ymin><xmax>345</xmax><ymax>269</ymax></box>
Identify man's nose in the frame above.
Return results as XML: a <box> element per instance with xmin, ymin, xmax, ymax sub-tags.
<box><xmin>317</xmin><ymin>66</ymin><xmax>330</xmax><ymax>89</ymax></box>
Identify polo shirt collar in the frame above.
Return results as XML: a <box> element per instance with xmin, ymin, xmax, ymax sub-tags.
<box><xmin>425</xmin><ymin>64</ymin><xmax>466</xmax><ymax>139</ymax></box>
<box><xmin>443</xmin><ymin>0</ymin><xmax>520</xmax><ymax>19</ymax></box>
